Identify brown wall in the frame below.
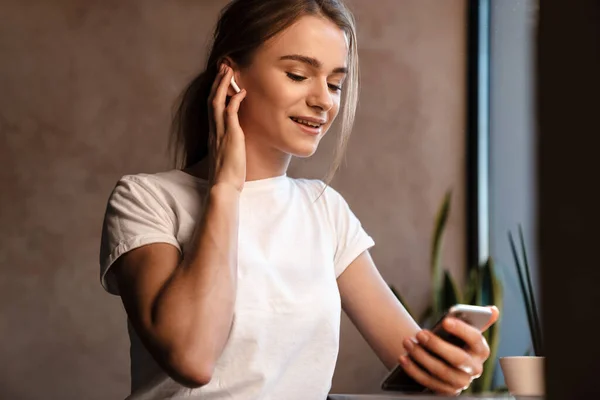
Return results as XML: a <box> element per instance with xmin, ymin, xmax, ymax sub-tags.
<box><xmin>0</xmin><ymin>0</ymin><xmax>466</xmax><ymax>398</ymax></box>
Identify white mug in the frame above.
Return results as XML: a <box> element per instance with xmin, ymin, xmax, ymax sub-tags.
<box><xmin>499</xmin><ymin>356</ymin><xmax>545</xmax><ymax>396</ymax></box>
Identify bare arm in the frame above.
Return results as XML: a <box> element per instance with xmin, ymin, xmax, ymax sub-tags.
<box><xmin>112</xmin><ymin>183</ymin><xmax>240</xmax><ymax>387</ymax></box>
<box><xmin>337</xmin><ymin>250</ymin><xmax>421</xmax><ymax>370</ymax></box>
<box><xmin>109</xmin><ymin>64</ymin><xmax>248</xmax><ymax>388</ymax></box>
<box><xmin>338</xmin><ymin>250</ymin><xmax>499</xmax><ymax>395</ymax></box>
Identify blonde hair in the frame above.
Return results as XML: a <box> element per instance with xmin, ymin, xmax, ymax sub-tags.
<box><xmin>170</xmin><ymin>0</ymin><xmax>359</xmax><ymax>183</ymax></box>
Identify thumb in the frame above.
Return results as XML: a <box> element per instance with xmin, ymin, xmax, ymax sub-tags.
<box><xmin>481</xmin><ymin>306</ymin><xmax>500</xmax><ymax>331</ymax></box>
<box><xmin>225</xmin><ymin>89</ymin><xmax>247</xmax><ymax>131</ymax></box>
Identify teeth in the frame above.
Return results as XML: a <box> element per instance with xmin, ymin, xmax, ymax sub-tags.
<box><xmin>292</xmin><ymin>117</ymin><xmax>321</xmax><ymax>128</ymax></box>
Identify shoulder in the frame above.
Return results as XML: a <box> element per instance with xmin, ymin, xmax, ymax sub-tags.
<box><xmin>108</xmin><ymin>169</ymin><xmax>206</xmax><ymax>207</ymax></box>
<box><xmin>106</xmin><ymin>173</ymin><xmax>166</xmax><ymax>213</ymax></box>
<box><xmin>117</xmin><ymin>169</ymin><xmax>204</xmax><ymax>193</ymax></box>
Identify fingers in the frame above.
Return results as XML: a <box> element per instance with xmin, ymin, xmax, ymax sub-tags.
<box><xmin>415</xmin><ymin>328</ymin><xmax>484</xmax><ymax>378</ymax></box>
<box><xmin>208</xmin><ymin>64</ymin><xmax>225</xmax><ymax>109</ymax></box>
<box><xmin>442</xmin><ymin>318</ymin><xmax>491</xmax><ymax>360</ymax></box>
<box><xmin>225</xmin><ymin>88</ymin><xmax>247</xmax><ymax>133</ymax></box>
<box><xmin>208</xmin><ymin>65</ymin><xmax>225</xmax><ymax>134</ymax></box>
<box><xmin>398</xmin><ymin>311</ymin><xmax>499</xmax><ymax>395</ymax></box>
<box><xmin>482</xmin><ymin>306</ymin><xmax>500</xmax><ymax>331</ymax></box>
<box><xmin>403</xmin><ymin>338</ymin><xmax>472</xmax><ymax>391</ymax></box>
<box><xmin>397</xmin><ymin>354</ymin><xmax>463</xmax><ymax>396</ymax></box>
<box><xmin>210</xmin><ymin>65</ymin><xmax>234</xmax><ymax>139</ymax></box>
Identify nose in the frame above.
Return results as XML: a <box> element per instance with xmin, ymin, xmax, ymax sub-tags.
<box><xmin>307</xmin><ymin>79</ymin><xmax>334</xmax><ymax>112</ymax></box>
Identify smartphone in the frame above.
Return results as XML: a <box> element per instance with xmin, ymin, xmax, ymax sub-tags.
<box><xmin>381</xmin><ymin>304</ymin><xmax>494</xmax><ymax>392</ymax></box>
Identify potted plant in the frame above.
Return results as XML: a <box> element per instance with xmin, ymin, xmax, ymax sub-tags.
<box><xmin>498</xmin><ymin>226</ymin><xmax>545</xmax><ymax>397</ymax></box>
<box><xmin>390</xmin><ymin>190</ymin><xmax>505</xmax><ymax>394</ymax></box>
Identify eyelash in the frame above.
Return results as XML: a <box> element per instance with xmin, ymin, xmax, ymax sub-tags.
<box><xmin>286</xmin><ymin>72</ymin><xmax>342</xmax><ymax>92</ymax></box>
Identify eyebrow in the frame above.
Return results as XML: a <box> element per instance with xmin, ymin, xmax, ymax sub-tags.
<box><xmin>279</xmin><ymin>54</ymin><xmax>348</xmax><ymax>74</ymax></box>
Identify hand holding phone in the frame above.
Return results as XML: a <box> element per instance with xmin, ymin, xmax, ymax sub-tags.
<box><xmin>381</xmin><ymin>304</ymin><xmax>497</xmax><ymax>393</ymax></box>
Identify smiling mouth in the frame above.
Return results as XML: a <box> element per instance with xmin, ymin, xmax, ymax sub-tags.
<box><xmin>290</xmin><ymin>117</ymin><xmax>324</xmax><ymax>128</ymax></box>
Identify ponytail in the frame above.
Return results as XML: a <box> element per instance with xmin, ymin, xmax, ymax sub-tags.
<box><xmin>169</xmin><ymin>66</ymin><xmax>218</xmax><ymax>168</ymax></box>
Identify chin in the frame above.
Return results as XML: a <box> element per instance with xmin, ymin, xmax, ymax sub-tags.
<box><xmin>283</xmin><ymin>136</ymin><xmax>321</xmax><ymax>158</ymax></box>
<box><xmin>292</xmin><ymin>147</ymin><xmax>318</xmax><ymax>158</ymax></box>
<box><xmin>278</xmin><ymin>143</ymin><xmax>319</xmax><ymax>158</ymax></box>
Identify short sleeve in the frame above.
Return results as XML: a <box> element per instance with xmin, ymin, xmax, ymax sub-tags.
<box><xmin>99</xmin><ymin>176</ymin><xmax>181</xmax><ymax>295</ymax></box>
<box><xmin>323</xmin><ymin>185</ymin><xmax>375</xmax><ymax>278</ymax></box>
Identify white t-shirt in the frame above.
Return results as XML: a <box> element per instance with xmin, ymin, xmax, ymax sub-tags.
<box><xmin>99</xmin><ymin>169</ymin><xmax>375</xmax><ymax>400</ymax></box>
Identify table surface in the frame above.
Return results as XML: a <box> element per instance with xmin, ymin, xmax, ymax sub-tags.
<box><xmin>328</xmin><ymin>395</ymin><xmax>543</xmax><ymax>400</ymax></box>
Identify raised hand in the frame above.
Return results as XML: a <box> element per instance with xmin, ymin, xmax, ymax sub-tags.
<box><xmin>207</xmin><ymin>64</ymin><xmax>248</xmax><ymax>192</ymax></box>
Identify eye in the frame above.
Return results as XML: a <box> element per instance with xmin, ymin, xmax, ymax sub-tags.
<box><xmin>286</xmin><ymin>72</ymin><xmax>307</xmax><ymax>82</ymax></box>
<box><xmin>287</xmin><ymin>72</ymin><xmax>342</xmax><ymax>93</ymax></box>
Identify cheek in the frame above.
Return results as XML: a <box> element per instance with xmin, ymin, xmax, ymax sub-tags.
<box><xmin>321</xmin><ymin>101</ymin><xmax>341</xmax><ymax>132</ymax></box>
<box><xmin>269</xmin><ymin>81</ymin><xmax>306</xmax><ymax>112</ymax></box>
<box><xmin>246</xmin><ymin>79</ymin><xmax>300</xmax><ymax>119</ymax></box>
<box><xmin>329</xmin><ymin>101</ymin><xmax>341</xmax><ymax>120</ymax></box>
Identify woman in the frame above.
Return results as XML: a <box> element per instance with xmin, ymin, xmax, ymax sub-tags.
<box><xmin>99</xmin><ymin>0</ymin><xmax>499</xmax><ymax>399</ymax></box>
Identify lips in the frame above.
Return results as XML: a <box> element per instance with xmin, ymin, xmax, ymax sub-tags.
<box><xmin>290</xmin><ymin>116</ymin><xmax>324</xmax><ymax>128</ymax></box>
<box><xmin>290</xmin><ymin>117</ymin><xmax>322</xmax><ymax>136</ymax></box>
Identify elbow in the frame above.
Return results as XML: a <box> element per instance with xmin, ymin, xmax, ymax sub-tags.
<box><xmin>174</xmin><ymin>368</ymin><xmax>213</xmax><ymax>389</ymax></box>
<box><xmin>165</xmin><ymin>350</ymin><xmax>215</xmax><ymax>388</ymax></box>
<box><xmin>144</xmin><ymin>318</ymin><xmax>221</xmax><ymax>388</ymax></box>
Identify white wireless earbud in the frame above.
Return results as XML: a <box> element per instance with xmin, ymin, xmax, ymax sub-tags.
<box><xmin>230</xmin><ymin>76</ymin><xmax>241</xmax><ymax>94</ymax></box>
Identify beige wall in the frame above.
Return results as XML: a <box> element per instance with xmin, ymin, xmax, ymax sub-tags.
<box><xmin>0</xmin><ymin>0</ymin><xmax>465</xmax><ymax>398</ymax></box>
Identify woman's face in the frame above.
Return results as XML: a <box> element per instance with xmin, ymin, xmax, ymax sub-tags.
<box><xmin>235</xmin><ymin>15</ymin><xmax>349</xmax><ymax>158</ymax></box>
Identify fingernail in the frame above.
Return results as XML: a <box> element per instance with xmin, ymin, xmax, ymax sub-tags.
<box><xmin>445</xmin><ymin>318</ymin><xmax>456</xmax><ymax>328</ymax></box>
<box><xmin>399</xmin><ymin>355</ymin><xmax>409</xmax><ymax>365</ymax></box>
<box><xmin>460</xmin><ymin>365</ymin><xmax>474</xmax><ymax>375</ymax></box>
<box><xmin>416</xmin><ymin>330</ymin><xmax>430</xmax><ymax>344</ymax></box>
<box><xmin>403</xmin><ymin>338</ymin><xmax>414</xmax><ymax>350</ymax></box>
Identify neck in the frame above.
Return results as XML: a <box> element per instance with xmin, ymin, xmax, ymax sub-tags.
<box><xmin>183</xmin><ymin>138</ymin><xmax>291</xmax><ymax>182</ymax></box>
<box><xmin>244</xmin><ymin>136</ymin><xmax>291</xmax><ymax>181</ymax></box>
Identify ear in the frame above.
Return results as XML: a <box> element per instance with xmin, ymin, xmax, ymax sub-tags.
<box><xmin>221</xmin><ymin>56</ymin><xmax>243</xmax><ymax>97</ymax></box>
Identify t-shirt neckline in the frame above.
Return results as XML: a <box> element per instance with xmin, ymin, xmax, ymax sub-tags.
<box><xmin>173</xmin><ymin>169</ymin><xmax>289</xmax><ymax>192</ymax></box>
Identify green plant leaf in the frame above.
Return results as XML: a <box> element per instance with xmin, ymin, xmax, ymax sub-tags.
<box><xmin>466</xmin><ymin>258</ymin><xmax>504</xmax><ymax>393</ymax></box>
<box><xmin>431</xmin><ymin>190</ymin><xmax>452</xmax><ymax>316</ymax></box>
<box><xmin>419</xmin><ymin>305</ymin><xmax>433</xmax><ymax>328</ymax></box>
<box><xmin>481</xmin><ymin>318</ymin><xmax>500</xmax><ymax>390</ymax></box>
<box><xmin>518</xmin><ymin>225</ymin><xmax>543</xmax><ymax>355</ymax></box>
<box><xmin>441</xmin><ymin>270</ymin><xmax>462</xmax><ymax>307</ymax></box>
<box><xmin>426</xmin><ymin>270</ymin><xmax>461</xmax><ymax>330</ymax></box>
<box><xmin>464</xmin><ymin>266</ymin><xmax>480</xmax><ymax>305</ymax></box>
<box><xmin>476</xmin><ymin>258</ymin><xmax>503</xmax><ymax>392</ymax></box>
<box><xmin>493</xmin><ymin>386</ymin><xmax>509</xmax><ymax>393</ymax></box>
<box><xmin>480</xmin><ymin>259</ymin><xmax>492</xmax><ymax>305</ymax></box>
<box><xmin>508</xmin><ymin>230</ymin><xmax>541</xmax><ymax>356</ymax></box>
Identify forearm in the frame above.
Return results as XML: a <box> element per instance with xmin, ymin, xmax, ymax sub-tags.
<box><xmin>150</xmin><ymin>183</ymin><xmax>240</xmax><ymax>371</ymax></box>
<box><xmin>349</xmin><ymin>289</ymin><xmax>421</xmax><ymax>370</ymax></box>
<box><xmin>337</xmin><ymin>251</ymin><xmax>421</xmax><ymax>370</ymax></box>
